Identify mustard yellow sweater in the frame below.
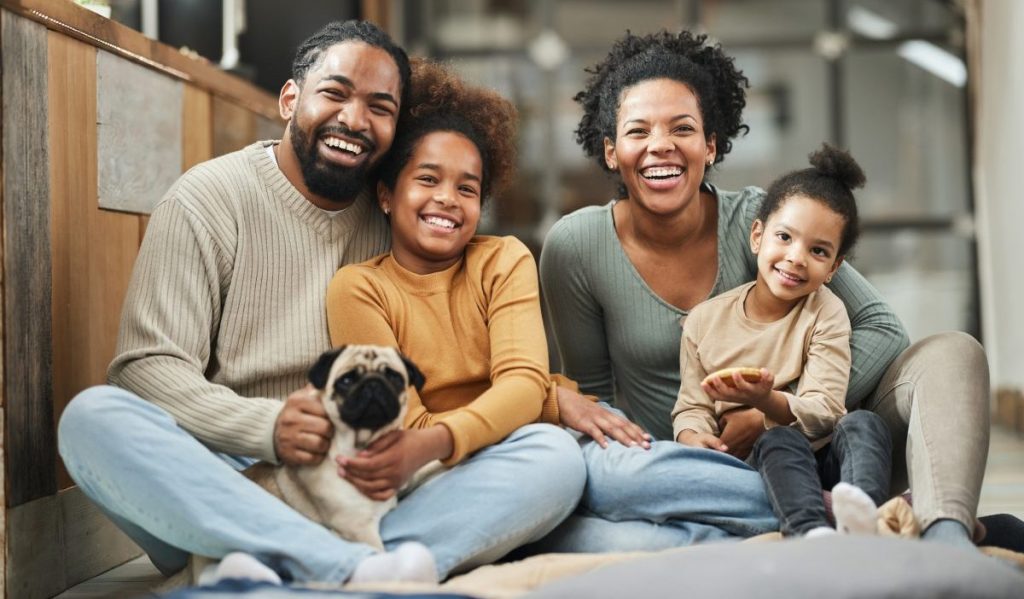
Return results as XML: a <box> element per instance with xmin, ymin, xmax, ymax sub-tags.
<box><xmin>326</xmin><ymin>236</ymin><xmax>559</xmax><ymax>465</ymax></box>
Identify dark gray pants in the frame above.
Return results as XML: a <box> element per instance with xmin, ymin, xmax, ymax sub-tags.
<box><xmin>748</xmin><ymin>410</ymin><xmax>893</xmax><ymax>536</ymax></box>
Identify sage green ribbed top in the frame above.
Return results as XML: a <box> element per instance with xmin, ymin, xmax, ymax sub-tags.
<box><xmin>109</xmin><ymin>141</ymin><xmax>390</xmax><ymax>462</ymax></box>
<box><xmin>539</xmin><ymin>185</ymin><xmax>909</xmax><ymax>441</ymax></box>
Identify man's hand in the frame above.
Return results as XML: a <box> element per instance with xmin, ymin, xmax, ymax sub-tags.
<box><xmin>717</xmin><ymin>407</ymin><xmax>766</xmax><ymax>459</ymax></box>
<box><xmin>557</xmin><ymin>386</ymin><xmax>651</xmax><ymax>449</ymax></box>
<box><xmin>676</xmin><ymin>429</ymin><xmax>728</xmax><ymax>452</ymax></box>
<box><xmin>338</xmin><ymin>425</ymin><xmax>453</xmax><ymax>501</ymax></box>
<box><xmin>274</xmin><ymin>385</ymin><xmax>333</xmax><ymax>466</ymax></box>
<box><xmin>702</xmin><ymin>368</ymin><xmax>775</xmax><ymax>408</ymax></box>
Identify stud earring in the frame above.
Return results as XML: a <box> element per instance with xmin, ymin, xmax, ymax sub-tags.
<box><xmin>383</xmin><ymin>207</ymin><xmax>390</xmax><ymax>216</ymax></box>
<box><xmin>826</xmin><ymin>275</ymin><xmax>833</xmax><ymax>283</ymax></box>
<box><xmin>706</xmin><ymin>159</ymin><xmax>713</xmax><ymax>167</ymax></box>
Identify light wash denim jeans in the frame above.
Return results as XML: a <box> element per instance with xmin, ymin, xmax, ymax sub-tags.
<box><xmin>531</xmin><ymin>404</ymin><xmax>779</xmax><ymax>553</ymax></box>
<box><xmin>57</xmin><ymin>385</ymin><xmax>587</xmax><ymax>583</ymax></box>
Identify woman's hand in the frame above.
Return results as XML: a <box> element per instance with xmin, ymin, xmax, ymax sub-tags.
<box><xmin>557</xmin><ymin>386</ymin><xmax>651</xmax><ymax>449</ymax></box>
<box><xmin>338</xmin><ymin>425</ymin><xmax>453</xmax><ymax>500</ymax></box>
<box><xmin>717</xmin><ymin>407</ymin><xmax>766</xmax><ymax>459</ymax></box>
<box><xmin>676</xmin><ymin>429</ymin><xmax>728</xmax><ymax>452</ymax></box>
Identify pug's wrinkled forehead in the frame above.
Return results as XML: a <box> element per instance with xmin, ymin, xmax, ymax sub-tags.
<box><xmin>326</xmin><ymin>345</ymin><xmax>408</xmax><ymax>392</ymax></box>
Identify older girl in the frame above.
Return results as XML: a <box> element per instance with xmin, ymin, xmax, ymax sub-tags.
<box><xmin>325</xmin><ymin>61</ymin><xmax>585</xmax><ymax>578</ymax></box>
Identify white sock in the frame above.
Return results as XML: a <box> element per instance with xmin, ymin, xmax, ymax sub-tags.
<box><xmin>207</xmin><ymin>552</ymin><xmax>282</xmax><ymax>585</ymax></box>
<box><xmin>804</xmin><ymin>526</ymin><xmax>837</xmax><ymax>538</ymax></box>
<box><xmin>350</xmin><ymin>542</ymin><xmax>438</xmax><ymax>584</ymax></box>
<box><xmin>832</xmin><ymin>482</ymin><xmax>878</xmax><ymax>535</ymax></box>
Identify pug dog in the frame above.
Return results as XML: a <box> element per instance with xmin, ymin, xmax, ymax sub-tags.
<box><xmin>275</xmin><ymin>345</ymin><xmax>425</xmax><ymax>550</ymax></box>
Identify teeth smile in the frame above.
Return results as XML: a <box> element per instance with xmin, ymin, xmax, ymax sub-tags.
<box><xmin>775</xmin><ymin>268</ymin><xmax>803</xmax><ymax>282</ymax></box>
<box><xmin>641</xmin><ymin>166</ymin><xmax>683</xmax><ymax>179</ymax></box>
<box><xmin>423</xmin><ymin>215</ymin><xmax>457</xmax><ymax>229</ymax></box>
<box><xmin>323</xmin><ymin>137</ymin><xmax>364</xmax><ymax>155</ymax></box>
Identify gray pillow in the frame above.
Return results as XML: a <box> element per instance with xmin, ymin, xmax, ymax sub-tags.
<box><xmin>525</xmin><ymin>536</ymin><xmax>1024</xmax><ymax>598</ymax></box>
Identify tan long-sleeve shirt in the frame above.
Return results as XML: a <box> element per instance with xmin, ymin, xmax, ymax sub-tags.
<box><xmin>671</xmin><ymin>282</ymin><xmax>851</xmax><ymax>449</ymax></box>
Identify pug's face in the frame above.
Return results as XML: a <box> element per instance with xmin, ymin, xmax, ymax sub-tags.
<box><xmin>308</xmin><ymin>345</ymin><xmax>425</xmax><ymax>431</ymax></box>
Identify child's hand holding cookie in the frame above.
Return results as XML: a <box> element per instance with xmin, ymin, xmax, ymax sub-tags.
<box><xmin>701</xmin><ymin>367</ymin><xmax>775</xmax><ymax>409</ymax></box>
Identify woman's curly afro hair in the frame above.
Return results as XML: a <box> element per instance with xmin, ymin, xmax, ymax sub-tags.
<box><xmin>758</xmin><ymin>143</ymin><xmax>866</xmax><ymax>256</ymax></box>
<box><xmin>574</xmin><ymin>30</ymin><xmax>749</xmax><ymax>175</ymax></box>
<box><xmin>376</xmin><ymin>59</ymin><xmax>518</xmax><ymax>204</ymax></box>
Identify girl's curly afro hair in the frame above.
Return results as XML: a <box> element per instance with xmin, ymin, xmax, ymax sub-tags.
<box><xmin>376</xmin><ymin>59</ymin><xmax>518</xmax><ymax>203</ymax></box>
<box><xmin>574</xmin><ymin>30</ymin><xmax>749</xmax><ymax>177</ymax></box>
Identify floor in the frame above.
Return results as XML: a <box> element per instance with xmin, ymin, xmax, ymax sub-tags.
<box><xmin>56</xmin><ymin>424</ymin><xmax>1024</xmax><ymax>598</ymax></box>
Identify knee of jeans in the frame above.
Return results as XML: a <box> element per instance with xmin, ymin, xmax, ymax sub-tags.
<box><xmin>510</xmin><ymin>424</ymin><xmax>586</xmax><ymax>492</ymax></box>
<box><xmin>58</xmin><ymin>386</ymin><xmax>142</xmax><ymax>457</ymax></box>
<box><xmin>837</xmin><ymin>410</ymin><xmax>891</xmax><ymax>447</ymax></box>
<box><xmin>753</xmin><ymin>426</ymin><xmax>809</xmax><ymax>457</ymax></box>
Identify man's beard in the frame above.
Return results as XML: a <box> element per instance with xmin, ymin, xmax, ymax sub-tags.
<box><xmin>289</xmin><ymin>114</ymin><xmax>377</xmax><ymax>204</ymax></box>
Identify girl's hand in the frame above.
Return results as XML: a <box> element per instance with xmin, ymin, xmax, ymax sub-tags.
<box><xmin>702</xmin><ymin>368</ymin><xmax>775</xmax><ymax>409</ymax></box>
<box><xmin>557</xmin><ymin>386</ymin><xmax>651</xmax><ymax>449</ymax></box>
<box><xmin>676</xmin><ymin>429</ymin><xmax>728</xmax><ymax>452</ymax></box>
<box><xmin>338</xmin><ymin>425</ymin><xmax>452</xmax><ymax>500</ymax></box>
<box><xmin>717</xmin><ymin>407</ymin><xmax>766</xmax><ymax>459</ymax></box>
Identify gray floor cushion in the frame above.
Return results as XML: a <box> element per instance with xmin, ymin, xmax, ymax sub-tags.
<box><xmin>525</xmin><ymin>536</ymin><xmax>1024</xmax><ymax>598</ymax></box>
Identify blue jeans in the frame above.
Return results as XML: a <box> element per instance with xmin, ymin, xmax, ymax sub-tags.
<box><xmin>57</xmin><ymin>386</ymin><xmax>586</xmax><ymax>583</ymax></box>
<box><xmin>531</xmin><ymin>405</ymin><xmax>779</xmax><ymax>553</ymax></box>
<box><xmin>748</xmin><ymin>410</ymin><xmax>893</xmax><ymax>536</ymax></box>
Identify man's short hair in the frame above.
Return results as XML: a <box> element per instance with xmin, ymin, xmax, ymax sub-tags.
<box><xmin>291</xmin><ymin>20</ymin><xmax>411</xmax><ymax>107</ymax></box>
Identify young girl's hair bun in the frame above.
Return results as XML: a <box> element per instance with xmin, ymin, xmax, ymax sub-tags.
<box><xmin>759</xmin><ymin>143</ymin><xmax>865</xmax><ymax>256</ymax></box>
<box><xmin>808</xmin><ymin>143</ymin><xmax>866</xmax><ymax>191</ymax></box>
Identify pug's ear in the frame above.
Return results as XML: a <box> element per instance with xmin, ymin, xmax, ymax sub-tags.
<box><xmin>399</xmin><ymin>352</ymin><xmax>426</xmax><ymax>392</ymax></box>
<box><xmin>309</xmin><ymin>347</ymin><xmax>345</xmax><ymax>390</ymax></box>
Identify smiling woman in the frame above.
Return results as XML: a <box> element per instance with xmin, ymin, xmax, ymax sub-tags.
<box><xmin>537</xmin><ymin>29</ymin><xmax>992</xmax><ymax>554</ymax></box>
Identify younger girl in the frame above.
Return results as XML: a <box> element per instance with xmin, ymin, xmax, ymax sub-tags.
<box><xmin>324</xmin><ymin>61</ymin><xmax>585</xmax><ymax>578</ymax></box>
<box><xmin>672</xmin><ymin>144</ymin><xmax>893</xmax><ymax>537</ymax></box>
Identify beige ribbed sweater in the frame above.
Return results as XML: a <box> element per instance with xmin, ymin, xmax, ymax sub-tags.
<box><xmin>109</xmin><ymin>141</ymin><xmax>390</xmax><ymax>462</ymax></box>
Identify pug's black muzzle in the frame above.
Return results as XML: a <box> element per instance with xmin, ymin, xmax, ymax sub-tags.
<box><xmin>336</xmin><ymin>374</ymin><xmax>402</xmax><ymax>431</ymax></box>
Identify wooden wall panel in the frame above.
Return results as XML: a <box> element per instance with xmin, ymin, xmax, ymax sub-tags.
<box><xmin>7</xmin><ymin>487</ymin><xmax>141</xmax><ymax>598</ymax></box>
<box><xmin>49</xmin><ymin>32</ymin><xmax>140</xmax><ymax>491</ymax></box>
<box><xmin>183</xmin><ymin>85</ymin><xmax>213</xmax><ymax>171</ymax></box>
<box><xmin>213</xmin><ymin>95</ymin><xmax>259</xmax><ymax>157</ymax></box>
<box><xmin>256</xmin><ymin>114</ymin><xmax>284</xmax><ymax>143</ymax></box>
<box><xmin>6</xmin><ymin>495</ymin><xmax>62</xmax><ymax>598</ymax></box>
<box><xmin>60</xmin><ymin>487</ymin><xmax>141</xmax><ymax>588</ymax></box>
<box><xmin>0</xmin><ymin>407</ymin><xmax>6</xmax><ymax>599</ymax></box>
<box><xmin>97</xmin><ymin>50</ymin><xmax>183</xmax><ymax>215</ymax></box>
<box><xmin>2</xmin><ymin>8</ymin><xmax>56</xmax><ymax>507</ymax></box>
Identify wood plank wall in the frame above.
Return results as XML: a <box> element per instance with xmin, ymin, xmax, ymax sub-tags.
<box><xmin>1</xmin><ymin>1</ymin><xmax>281</xmax><ymax>594</ymax></box>
<box><xmin>2</xmin><ymin>8</ymin><xmax>55</xmax><ymax>509</ymax></box>
<box><xmin>49</xmin><ymin>32</ymin><xmax>142</xmax><ymax>491</ymax></box>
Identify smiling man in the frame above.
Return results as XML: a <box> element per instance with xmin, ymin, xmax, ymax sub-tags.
<box><xmin>56</xmin><ymin>20</ymin><xmax>584</xmax><ymax>587</ymax></box>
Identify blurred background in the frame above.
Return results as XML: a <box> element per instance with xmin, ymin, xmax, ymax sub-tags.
<box><xmin>98</xmin><ymin>0</ymin><xmax>978</xmax><ymax>345</ymax></box>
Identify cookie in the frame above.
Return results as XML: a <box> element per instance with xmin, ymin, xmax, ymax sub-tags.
<box><xmin>702</xmin><ymin>367</ymin><xmax>763</xmax><ymax>388</ymax></box>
